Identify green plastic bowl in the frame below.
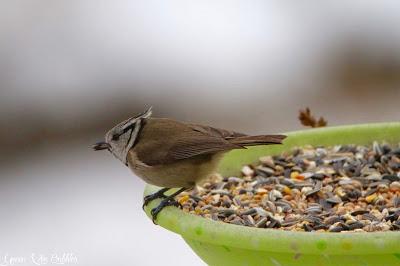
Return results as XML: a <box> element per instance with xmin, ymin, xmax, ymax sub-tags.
<box><xmin>144</xmin><ymin>123</ymin><xmax>400</xmax><ymax>266</ymax></box>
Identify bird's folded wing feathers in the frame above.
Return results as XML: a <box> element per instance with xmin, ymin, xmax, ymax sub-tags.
<box><xmin>167</xmin><ymin>136</ymin><xmax>244</xmax><ymax>160</ymax></box>
<box><xmin>187</xmin><ymin>124</ymin><xmax>247</xmax><ymax>139</ymax></box>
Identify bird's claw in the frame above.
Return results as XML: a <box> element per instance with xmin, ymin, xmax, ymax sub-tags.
<box><xmin>150</xmin><ymin>198</ymin><xmax>180</xmax><ymax>224</ymax></box>
<box><xmin>142</xmin><ymin>189</ymin><xmax>168</xmax><ymax>210</ymax></box>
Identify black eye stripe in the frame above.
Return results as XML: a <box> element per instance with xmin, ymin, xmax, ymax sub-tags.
<box><xmin>122</xmin><ymin>119</ymin><xmax>133</xmax><ymax>128</ymax></box>
<box><xmin>123</xmin><ymin>122</ymin><xmax>136</xmax><ymax>133</ymax></box>
<box><xmin>112</xmin><ymin>122</ymin><xmax>137</xmax><ymax>141</ymax></box>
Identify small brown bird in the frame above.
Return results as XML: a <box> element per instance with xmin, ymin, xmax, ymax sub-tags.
<box><xmin>93</xmin><ymin>107</ymin><xmax>286</xmax><ymax>222</ymax></box>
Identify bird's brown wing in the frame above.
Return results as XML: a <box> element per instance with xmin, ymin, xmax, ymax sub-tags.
<box><xmin>166</xmin><ymin>123</ymin><xmax>248</xmax><ymax>161</ymax></box>
<box><xmin>167</xmin><ymin>135</ymin><xmax>244</xmax><ymax>161</ymax></box>
<box><xmin>187</xmin><ymin>123</ymin><xmax>247</xmax><ymax>139</ymax></box>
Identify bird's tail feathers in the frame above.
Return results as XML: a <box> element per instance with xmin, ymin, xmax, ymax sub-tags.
<box><xmin>229</xmin><ymin>134</ymin><xmax>286</xmax><ymax>147</ymax></box>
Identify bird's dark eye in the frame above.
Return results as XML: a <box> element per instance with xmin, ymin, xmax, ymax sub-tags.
<box><xmin>112</xmin><ymin>134</ymin><xmax>120</xmax><ymax>141</ymax></box>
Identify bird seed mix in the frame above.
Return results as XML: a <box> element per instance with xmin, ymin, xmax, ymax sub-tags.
<box><xmin>176</xmin><ymin>142</ymin><xmax>400</xmax><ymax>232</ymax></box>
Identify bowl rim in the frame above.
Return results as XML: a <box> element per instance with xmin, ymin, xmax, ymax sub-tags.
<box><xmin>144</xmin><ymin>122</ymin><xmax>400</xmax><ymax>254</ymax></box>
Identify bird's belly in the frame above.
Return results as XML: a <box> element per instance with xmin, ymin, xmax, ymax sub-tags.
<box><xmin>128</xmin><ymin>153</ymin><xmax>224</xmax><ymax>188</ymax></box>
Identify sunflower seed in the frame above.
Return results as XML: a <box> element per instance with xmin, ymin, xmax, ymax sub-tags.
<box><xmin>382</xmin><ymin>175</ymin><xmax>400</xmax><ymax>182</ymax></box>
<box><xmin>305</xmin><ymin>181</ymin><xmax>322</xmax><ymax>197</ymax></box>
<box><xmin>255</xmin><ymin>217</ymin><xmax>268</xmax><ymax>228</ymax></box>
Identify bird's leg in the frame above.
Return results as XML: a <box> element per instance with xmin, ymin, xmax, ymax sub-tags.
<box><xmin>150</xmin><ymin>187</ymin><xmax>187</xmax><ymax>224</ymax></box>
<box><xmin>142</xmin><ymin>187</ymin><xmax>170</xmax><ymax>210</ymax></box>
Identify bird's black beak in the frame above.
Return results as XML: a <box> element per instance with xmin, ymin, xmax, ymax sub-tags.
<box><xmin>92</xmin><ymin>141</ymin><xmax>110</xmax><ymax>151</ymax></box>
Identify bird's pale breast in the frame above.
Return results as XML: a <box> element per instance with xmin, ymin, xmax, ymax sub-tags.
<box><xmin>127</xmin><ymin>150</ymin><xmax>224</xmax><ymax>188</ymax></box>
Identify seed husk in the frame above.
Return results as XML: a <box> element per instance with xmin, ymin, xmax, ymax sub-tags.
<box><xmin>329</xmin><ymin>225</ymin><xmax>344</xmax><ymax>232</ymax></box>
<box><xmin>304</xmin><ymin>181</ymin><xmax>322</xmax><ymax>197</ymax></box>
<box><xmin>385</xmin><ymin>211</ymin><xmax>400</xmax><ymax>222</ymax></box>
<box><xmin>382</xmin><ymin>175</ymin><xmax>400</xmax><ymax>182</ymax></box>
<box><xmin>393</xmin><ymin>196</ymin><xmax>400</xmax><ymax>208</ymax></box>
<box><xmin>392</xmin><ymin>220</ymin><xmax>400</xmax><ymax>230</ymax></box>
<box><xmin>240</xmin><ymin>208</ymin><xmax>257</xmax><ymax>216</ymax></box>
<box><xmin>348</xmin><ymin>221</ymin><xmax>365</xmax><ymax>230</ymax></box>
<box><xmin>303</xmin><ymin>223</ymin><xmax>313</xmax><ymax>232</ymax></box>
<box><xmin>362</xmin><ymin>213</ymin><xmax>379</xmax><ymax>222</ymax></box>
<box><xmin>325</xmin><ymin>215</ymin><xmax>342</xmax><ymax>225</ymax></box>
<box><xmin>326</xmin><ymin>196</ymin><xmax>342</xmax><ymax>204</ymax></box>
<box><xmin>255</xmin><ymin>217</ymin><xmax>268</xmax><ymax>228</ymax></box>
<box><xmin>351</xmin><ymin>210</ymin><xmax>369</xmax><ymax>216</ymax></box>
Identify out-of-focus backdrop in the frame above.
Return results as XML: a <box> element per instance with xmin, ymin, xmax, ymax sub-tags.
<box><xmin>1</xmin><ymin>1</ymin><xmax>400</xmax><ymax>265</ymax></box>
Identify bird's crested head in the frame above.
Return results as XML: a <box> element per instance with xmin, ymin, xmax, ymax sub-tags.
<box><xmin>92</xmin><ymin>106</ymin><xmax>152</xmax><ymax>165</ymax></box>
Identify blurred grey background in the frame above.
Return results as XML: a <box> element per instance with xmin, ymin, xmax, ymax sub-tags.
<box><xmin>1</xmin><ymin>1</ymin><xmax>400</xmax><ymax>265</ymax></box>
